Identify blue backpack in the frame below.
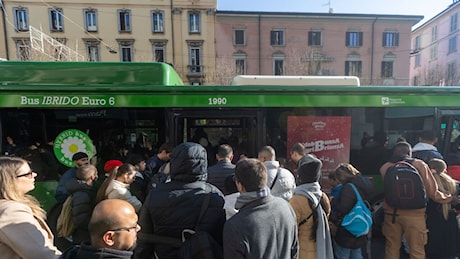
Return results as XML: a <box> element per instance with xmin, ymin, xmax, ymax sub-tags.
<box><xmin>340</xmin><ymin>183</ymin><xmax>372</xmax><ymax>237</ymax></box>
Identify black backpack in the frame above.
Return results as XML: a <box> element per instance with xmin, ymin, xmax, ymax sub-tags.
<box><xmin>383</xmin><ymin>159</ymin><xmax>427</xmax><ymax>210</ymax></box>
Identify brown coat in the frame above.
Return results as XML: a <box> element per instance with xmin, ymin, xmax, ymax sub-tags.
<box><xmin>0</xmin><ymin>199</ymin><xmax>61</xmax><ymax>258</ymax></box>
<box><xmin>289</xmin><ymin>193</ymin><xmax>330</xmax><ymax>259</ymax></box>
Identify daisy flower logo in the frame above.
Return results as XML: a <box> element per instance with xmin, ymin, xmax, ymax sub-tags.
<box><xmin>53</xmin><ymin>129</ymin><xmax>94</xmax><ymax>167</ymax></box>
<box><xmin>61</xmin><ymin>136</ymin><xmax>86</xmax><ymax>159</ymax></box>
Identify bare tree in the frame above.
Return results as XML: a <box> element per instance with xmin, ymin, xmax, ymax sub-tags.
<box><xmin>285</xmin><ymin>46</ymin><xmax>334</xmax><ymax>76</ymax></box>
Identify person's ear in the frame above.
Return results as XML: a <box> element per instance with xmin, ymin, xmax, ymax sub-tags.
<box><xmin>236</xmin><ymin>181</ymin><xmax>246</xmax><ymax>193</ymax></box>
<box><xmin>102</xmin><ymin>231</ymin><xmax>116</xmax><ymax>247</ymax></box>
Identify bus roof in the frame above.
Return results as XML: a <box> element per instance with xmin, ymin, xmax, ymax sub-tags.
<box><xmin>0</xmin><ymin>61</ymin><xmax>184</xmax><ymax>86</ymax></box>
<box><xmin>231</xmin><ymin>75</ymin><xmax>360</xmax><ymax>86</ymax></box>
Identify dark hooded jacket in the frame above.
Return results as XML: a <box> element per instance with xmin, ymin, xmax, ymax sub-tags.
<box><xmin>135</xmin><ymin>142</ymin><xmax>226</xmax><ymax>259</ymax></box>
<box><xmin>60</xmin><ymin>242</ymin><xmax>133</xmax><ymax>259</ymax></box>
<box><xmin>330</xmin><ymin>175</ymin><xmax>373</xmax><ymax>249</ymax></box>
<box><xmin>65</xmin><ymin>179</ymin><xmax>97</xmax><ymax>245</ymax></box>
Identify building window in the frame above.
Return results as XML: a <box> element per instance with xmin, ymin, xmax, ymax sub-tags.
<box><xmin>52</xmin><ymin>38</ymin><xmax>67</xmax><ymax>61</ymax></box>
<box><xmin>270</xmin><ymin>30</ymin><xmax>285</xmax><ymax>46</ymax></box>
<box><xmin>234</xmin><ymin>29</ymin><xmax>245</xmax><ymax>45</ymax></box>
<box><xmin>413</xmin><ymin>35</ymin><xmax>421</xmax><ymax>52</ymax></box>
<box><xmin>151</xmin><ymin>10</ymin><xmax>164</xmax><ymax>33</ymax></box>
<box><xmin>117</xmin><ymin>9</ymin><xmax>131</xmax><ymax>33</ymax></box>
<box><xmin>83</xmin><ymin>39</ymin><xmax>100</xmax><ymax>61</ymax></box>
<box><xmin>235</xmin><ymin>59</ymin><xmax>246</xmax><ymax>75</ymax></box>
<box><xmin>189</xmin><ymin>47</ymin><xmax>201</xmax><ymax>72</ymax></box>
<box><xmin>234</xmin><ymin>53</ymin><xmax>247</xmax><ymax>74</ymax></box>
<box><xmin>447</xmin><ymin>62</ymin><xmax>457</xmax><ymax>83</ymax></box>
<box><xmin>414</xmin><ymin>54</ymin><xmax>421</xmax><ymax>68</ymax></box>
<box><xmin>117</xmin><ymin>39</ymin><xmax>134</xmax><ymax>62</ymax></box>
<box><xmin>449</xmin><ymin>36</ymin><xmax>457</xmax><ymax>53</ymax></box>
<box><xmin>413</xmin><ymin>75</ymin><xmax>419</xmax><ymax>86</ymax></box>
<box><xmin>345</xmin><ymin>61</ymin><xmax>362</xmax><ymax>77</ymax></box>
<box><xmin>273</xmin><ymin>54</ymin><xmax>285</xmax><ymax>75</ymax></box>
<box><xmin>274</xmin><ymin>59</ymin><xmax>284</xmax><ymax>75</ymax></box>
<box><xmin>49</xmin><ymin>8</ymin><xmax>64</xmax><ymax>32</ymax></box>
<box><xmin>381</xmin><ymin>61</ymin><xmax>394</xmax><ymax>78</ymax></box>
<box><xmin>383</xmin><ymin>32</ymin><xmax>399</xmax><ymax>47</ymax></box>
<box><xmin>189</xmin><ymin>12</ymin><xmax>200</xmax><ymax>33</ymax></box>
<box><xmin>150</xmin><ymin>39</ymin><xmax>167</xmax><ymax>62</ymax></box>
<box><xmin>308</xmin><ymin>31</ymin><xmax>322</xmax><ymax>46</ymax></box>
<box><xmin>451</xmin><ymin>13</ymin><xmax>458</xmax><ymax>33</ymax></box>
<box><xmin>430</xmin><ymin>45</ymin><xmax>438</xmax><ymax>60</ymax></box>
<box><xmin>14</xmin><ymin>38</ymin><xmax>31</xmax><ymax>60</ymax></box>
<box><xmin>346</xmin><ymin>32</ymin><xmax>363</xmax><ymax>47</ymax></box>
<box><xmin>83</xmin><ymin>9</ymin><xmax>97</xmax><ymax>32</ymax></box>
<box><xmin>153</xmin><ymin>46</ymin><xmax>165</xmax><ymax>62</ymax></box>
<box><xmin>431</xmin><ymin>26</ymin><xmax>438</xmax><ymax>42</ymax></box>
<box><xmin>13</xmin><ymin>7</ymin><xmax>28</xmax><ymax>31</ymax></box>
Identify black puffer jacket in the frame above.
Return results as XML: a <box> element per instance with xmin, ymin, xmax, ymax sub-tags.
<box><xmin>65</xmin><ymin>179</ymin><xmax>96</xmax><ymax>245</ymax></box>
<box><xmin>330</xmin><ymin>175</ymin><xmax>373</xmax><ymax>249</ymax></box>
<box><xmin>135</xmin><ymin>142</ymin><xmax>226</xmax><ymax>258</ymax></box>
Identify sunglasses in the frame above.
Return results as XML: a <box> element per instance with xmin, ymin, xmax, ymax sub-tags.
<box><xmin>16</xmin><ymin>170</ymin><xmax>34</xmax><ymax>179</ymax></box>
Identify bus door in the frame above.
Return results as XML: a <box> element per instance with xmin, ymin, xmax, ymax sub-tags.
<box><xmin>438</xmin><ymin>109</ymin><xmax>460</xmax><ymax>157</ymax></box>
<box><xmin>166</xmin><ymin>108</ymin><xmax>264</xmax><ymax>165</ymax></box>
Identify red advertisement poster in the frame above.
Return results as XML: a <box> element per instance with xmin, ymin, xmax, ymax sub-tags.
<box><xmin>287</xmin><ymin>116</ymin><xmax>351</xmax><ymax>184</ymax></box>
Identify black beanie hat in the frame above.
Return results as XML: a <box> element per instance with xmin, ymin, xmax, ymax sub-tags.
<box><xmin>296</xmin><ymin>154</ymin><xmax>322</xmax><ymax>184</ymax></box>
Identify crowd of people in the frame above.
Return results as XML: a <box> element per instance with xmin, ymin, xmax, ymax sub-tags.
<box><xmin>0</xmin><ymin>130</ymin><xmax>460</xmax><ymax>259</ymax></box>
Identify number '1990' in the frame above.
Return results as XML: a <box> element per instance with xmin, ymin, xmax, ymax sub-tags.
<box><xmin>208</xmin><ymin>97</ymin><xmax>227</xmax><ymax>105</ymax></box>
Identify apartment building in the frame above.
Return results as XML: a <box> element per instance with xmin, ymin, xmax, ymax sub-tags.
<box><xmin>0</xmin><ymin>0</ymin><xmax>216</xmax><ymax>84</ymax></box>
<box><xmin>216</xmin><ymin>11</ymin><xmax>422</xmax><ymax>85</ymax></box>
<box><xmin>410</xmin><ymin>1</ymin><xmax>460</xmax><ymax>86</ymax></box>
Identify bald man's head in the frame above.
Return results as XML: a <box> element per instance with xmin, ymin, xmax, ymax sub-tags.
<box><xmin>89</xmin><ymin>199</ymin><xmax>139</xmax><ymax>250</ymax></box>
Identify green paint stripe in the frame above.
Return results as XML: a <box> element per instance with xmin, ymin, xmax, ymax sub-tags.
<box><xmin>6</xmin><ymin>94</ymin><xmax>458</xmax><ymax>108</ymax></box>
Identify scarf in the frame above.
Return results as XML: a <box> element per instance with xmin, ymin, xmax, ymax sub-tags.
<box><xmin>294</xmin><ymin>182</ymin><xmax>334</xmax><ymax>259</ymax></box>
<box><xmin>235</xmin><ymin>187</ymin><xmax>270</xmax><ymax>210</ymax></box>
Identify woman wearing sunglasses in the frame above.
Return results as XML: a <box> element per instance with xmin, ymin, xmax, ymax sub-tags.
<box><xmin>0</xmin><ymin>156</ymin><xmax>61</xmax><ymax>258</ymax></box>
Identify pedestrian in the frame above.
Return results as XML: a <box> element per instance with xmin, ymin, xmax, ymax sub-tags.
<box><xmin>412</xmin><ymin>130</ymin><xmax>443</xmax><ymax>163</ymax></box>
<box><xmin>425</xmin><ymin>158</ymin><xmax>459</xmax><ymax>258</ymax></box>
<box><xmin>105</xmin><ymin>163</ymin><xmax>142</xmax><ymax>213</ymax></box>
<box><xmin>55</xmin><ymin>152</ymin><xmax>89</xmax><ymax>203</ymax></box>
<box><xmin>60</xmin><ymin>199</ymin><xmax>140</xmax><ymax>258</ymax></box>
<box><xmin>380</xmin><ymin>141</ymin><xmax>454</xmax><ymax>258</ymax></box>
<box><xmin>223</xmin><ymin>158</ymin><xmax>298</xmax><ymax>258</ymax></box>
<box><xmin>66</xmin><ymin>164</ymin><xmax>98</xmax><ymax>245</ymax></box>
<box><xmin>330</xmin><ymin>163</ymin><xmax>373</xmax><ymax>259</ymax></box>
<box><xmin>135</xmin><ymin>142</ymin><xmax>226</xmax><ymax>258</ymax></box>
<box><xmin>0</xmin><ymin>156</ymin><xmax>61</xmax><ymax>258</ymax></box>
<box><xmin>258</xmin><ymin>145</ymin><xmax>296</xmax><ymax>201</ymax></box>
<box><xmin>289</xmin><ymin>156</ymin><xmax>334</xmax><ymax>258</ymax></box>
<box><xmin>207</xmin><ymin>144</ymin><xmax>235</xmax><ymax>195</ymax></box>
<box><xmin>144</xmin><ymin>143</ymin><xmax>172</xmax><ymax>179</ymax></box>
<box><xmin>127</xmin><ymin>153</ymin><xmax>148</xmax><ymax>202</ymax></box>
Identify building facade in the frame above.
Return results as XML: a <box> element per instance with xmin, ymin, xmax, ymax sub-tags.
<box><xmin>0</xmin><ymin>0</ymin><xmax>424</xmax><ymax>86</ymax></box>
<box><xmin>216</xmin><ymin>11</ymin><xmax>422</xmax><ymax>85</ymax></box>
<box><xmin>0</xmin><ymin>0</ymin><xmax>216</xmax><ymax>84</ymax></box>
<box><xmin>410</xmin><ymin>1</ymin><xmax>460</xmax><ymax>86</ymax></box>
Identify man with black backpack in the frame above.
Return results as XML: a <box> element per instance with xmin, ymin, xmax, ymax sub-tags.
<box><xmin>379</xmin><ymin>141</ymin><xmax>454</xmax><ymax>258</ymax></box>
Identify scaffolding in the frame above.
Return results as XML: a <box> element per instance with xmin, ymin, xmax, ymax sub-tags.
<box><xmin>29</xmin><ymin>25</ymin><xmax>84</xmax><ymax>61</ymax></box>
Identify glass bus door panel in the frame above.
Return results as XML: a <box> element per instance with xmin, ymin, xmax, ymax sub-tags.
<box><xmin>438</xmin><ymin>110</ymin><xmax>460</xmax><ymax>157</ymax></box>
<box><xmin>167</xmin><ymin>109</ymin><xmax>263</xmax><ymax>165</ymax></box>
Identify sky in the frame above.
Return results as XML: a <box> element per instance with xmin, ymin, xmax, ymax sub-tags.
<box><xmin>217</xmin><ymin>0</ymin><xmax>455</xmax><ymax>29</ymax></box>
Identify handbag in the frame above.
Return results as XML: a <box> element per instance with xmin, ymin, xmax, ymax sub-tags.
<box><xmin>340</xmin><ymin>183</ymin><xmax>372</xmax><ymax>237</ymax></box>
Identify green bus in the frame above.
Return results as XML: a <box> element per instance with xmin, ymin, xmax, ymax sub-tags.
<box><xmin>0</xmin><ymin>61</ymin><xmax>459</xmax><ymax>211</ymax></box>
